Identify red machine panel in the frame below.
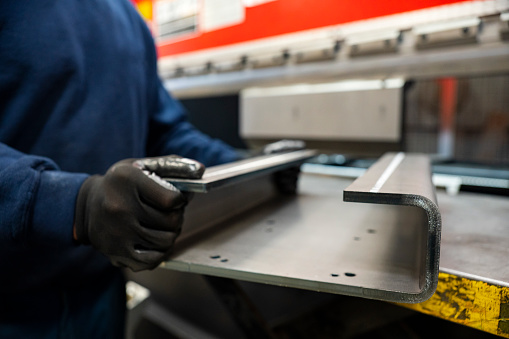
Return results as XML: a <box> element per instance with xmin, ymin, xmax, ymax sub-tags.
<box><xmin>150</xmin><ymin>0</ymin><xmax>472</xmax><ymax>58</ymax></box>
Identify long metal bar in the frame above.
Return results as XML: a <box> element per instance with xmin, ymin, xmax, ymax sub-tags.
<box><xmin>165</xmin><ymin>149</ymin><xmax>317</xmax><ymax>192</ymax></box>
<box><xmin>165</xmin><ymin>44</ymin><xmax>509</xmax><ymax>99</ymax></box>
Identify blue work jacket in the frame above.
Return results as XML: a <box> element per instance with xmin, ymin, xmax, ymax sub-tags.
<box><xmin>0</xmin><ymin>1</ymin><xmax>238</xmax><ymax>337</ymax></box>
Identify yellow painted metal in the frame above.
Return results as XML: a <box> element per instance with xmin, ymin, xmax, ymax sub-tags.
<box><xmin>399</xmin><ymin>272</ymin><xmax>509</xmax><ymax>338</ymax></box>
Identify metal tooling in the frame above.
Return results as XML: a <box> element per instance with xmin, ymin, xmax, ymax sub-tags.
<box><xmin>165</xmin><ymin>149</ymin><xmax>317</xmax><ymax>193</ymax></box>
<box><xmin>162</xmin><ymin>152</ymin><xmax>441</xmax><ymax>303</ymax></box>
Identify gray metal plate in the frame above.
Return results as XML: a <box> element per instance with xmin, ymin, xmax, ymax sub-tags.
<box><xmin>163</xmin><ymin>153</ymin><xmax>440</xmax><ymax>303</ymax></box>
<box><xmin>437</xmin><ymin>190</ymin><xmax>509</xmax><ymax>287</ymax></box>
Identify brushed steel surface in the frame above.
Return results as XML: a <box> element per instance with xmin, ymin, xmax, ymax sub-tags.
<box><xmin>304</xmin><ymin>163</ymin><xmax>509</xmax><ymax>286</ymax></box>
<box><xmin>163</xmin><ymin>153</ymin><xmax>440</xmax><ymax>303</ymax></box>
<box><xmin>164</xmin><ymin>44</ymin><xmax>509</xmax><ymax>99</ymax></box>
<box><xmin>240</xmin><ymin>82</ymin><xmax>402</xmax><ymax>142</ymax></box>
<box><xmin>344</xmin><ymin>153</ymin><xmax>441</xmax><ymax>302</ymax></box>
<box><xmin>437</xmin><ymin>190</ymin><xmax>509</xmax><ymax>287</ymax></box>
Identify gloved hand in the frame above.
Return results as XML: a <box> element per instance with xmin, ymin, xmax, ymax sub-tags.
<box><xmin>263</xmin><ymin>140</ymin><xmax>306</xmax><ymax>195</ymax></box>
<box><xmin>74</xmin><ymin>155</ymin><xmax>205</xmax><ymax>272</ymax></box>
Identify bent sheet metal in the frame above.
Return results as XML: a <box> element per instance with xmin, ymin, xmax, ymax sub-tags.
<box><xmin>163</xmin><ymin>152</ymin><xmax>441</xmax><ymax>303</ymax></box>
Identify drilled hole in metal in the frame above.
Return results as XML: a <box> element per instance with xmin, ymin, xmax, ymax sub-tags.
<box><xmin>210</xmin><ymin>255</ymin><xmax>221</xmax><ymax>259</ymax></box>
<box><xmin>221</xmin><ymin>259</ymin><xmax>229</xmax><ymax>263</ymax></box>
<box><xmin>367</xmin><ymin>229</ymin><xmax>376</xmax><ymax>234</ymax></box>
<box><xmin>331</xmin><ymin>273</ymin><xmax>339</xmax><ymax>277</ymax></box>
<box><xmin>345</xmin><ymin>272</ymin><xmax>356</xmax><ymax>277</ymax></box>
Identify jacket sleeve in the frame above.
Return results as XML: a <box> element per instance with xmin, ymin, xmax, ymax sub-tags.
<box><xmin>147</xmin><ymin>80</ymin><xmax>241</xmax><ymax>167</ymax></box>
<box><xmin>0</xmin><ymin>143</ymin><xmax>88</xmax><ymax>250</ymax></box>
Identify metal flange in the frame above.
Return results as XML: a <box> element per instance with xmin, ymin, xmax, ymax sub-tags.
<box><xmin>344</xmin><ymin>152</ymin><xmax>441</xmax><ymax>302</ymax></box>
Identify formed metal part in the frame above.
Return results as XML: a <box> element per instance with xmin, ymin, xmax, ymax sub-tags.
<box><xmin>165</xmin><ymin>149</ymin><xmax>317</xmax><ymax>193</ymax></box>
<box><xmin>343</xmin><ymin>152</ymin><xmax>441</xmax><ymax>302</ymax></box>
<box><xmin>163</xmin><ymin>152</ymin><xmax>441</xmax><ymax>304</ymax></box>
<box><xmin>178</xmin><ymin>174</ymin><xmax>279</xmax><ymax>242</ymax></box>
<box><xmin>302</xmin><ymin>160</ymin><xmax>509</xmax><ymax>286</ymax></box>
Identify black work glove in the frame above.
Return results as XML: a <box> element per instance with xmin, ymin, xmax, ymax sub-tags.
<box><xmin>74</xmin><ymin>155</ymin><xmax>205</xmax><ymax>272</ymax></box>
<box><xmin>262</xmin><ymin>140</ymin><xmax>306</xmax><ymax>195</ymax></box>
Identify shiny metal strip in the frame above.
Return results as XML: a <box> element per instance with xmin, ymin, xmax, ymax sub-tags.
<box><xmin>369</xmin><ymin>152</ymin><xmax>405</xmax><ymax>193</ymax></box>
<box><xmin>165</xmin><ymin>149</ymin><xmax>317</xmax><ymax>192</ymax></box>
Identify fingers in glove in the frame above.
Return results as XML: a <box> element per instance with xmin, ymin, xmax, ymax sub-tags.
<box><xmin>137</xmin><ymin>205</ymin><xmax>184</xmax><ymax>233</ymax></box>
<box><xmin>131</xmin><ymin>168</ymin><xmax>188</xmax><ymax>211</ymax></box>
<box><xmin>109</xmin><ymin>250</ymin><xmax>167</xmax><ymax>272</ymax></box>
<box><xmin>133</xmin><ymin>226</ymin><xmax>181</xmax><ymax>251</ymax></box>
<box><xmin>130</xmin><ymin>242</ymin><xmax>178</xmax><ymax>271</ymax></box>
<box><xmin>134</xmin><ymin>156</ymin><xmax>205</xmax><ymax>179</ymax></box>
<box><xmin>105</xmin><ymin>227</ymin><xmax>178</xmax><ymax>271</ymax></box>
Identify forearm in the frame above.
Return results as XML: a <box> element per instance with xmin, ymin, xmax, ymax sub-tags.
<box><xmin>147</xmin><ymin>81</ymin><xmax>241</xmax><ymax>167</ymax></box>
<box><xmin>151</xmin><ymin>120</ymin><xmax>241</xmax><ymax>167</ymax></box>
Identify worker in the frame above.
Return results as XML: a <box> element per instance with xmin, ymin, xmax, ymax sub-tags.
<box><xmin>0</xmin><ymin>1</ymin><xmax>252</xmax><ymax>338</ymax></box>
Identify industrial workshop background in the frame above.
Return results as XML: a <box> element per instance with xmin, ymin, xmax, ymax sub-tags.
<box><xmin>125</xmin><ymin>1</ymin><xmax>509</xmax><ymax>338</ymax></box>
